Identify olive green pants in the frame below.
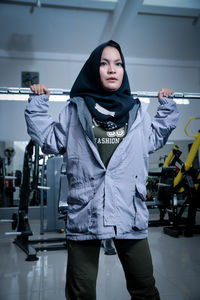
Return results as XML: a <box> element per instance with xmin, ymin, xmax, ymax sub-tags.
<box><xmin>65</xmin><ymin>238</ymin><xmax>160</xmax><ymax>300</ymax></box>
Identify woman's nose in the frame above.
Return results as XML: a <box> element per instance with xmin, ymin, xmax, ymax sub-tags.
<box><xmin>108</xmin><ymin>64</ymin><xmax>116</xmax><ymax>73</ymax></box>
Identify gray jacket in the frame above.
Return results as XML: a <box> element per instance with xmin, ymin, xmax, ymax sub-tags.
<box><xmin>25</xmin><ymin>95</ymin><xmax>179</xmax><ymax>240</ymax></box>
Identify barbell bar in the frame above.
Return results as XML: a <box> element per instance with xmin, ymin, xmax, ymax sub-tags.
<box><xmin>0</xmin><ymin>87</ymin><xmax>200</xmax><ymax>99</ymax></box>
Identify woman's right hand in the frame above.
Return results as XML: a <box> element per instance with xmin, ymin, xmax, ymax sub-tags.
<box><xmin>30</xmin><ymin>84</ymin><xmax>51</xmax><ymax>97</ymax></box>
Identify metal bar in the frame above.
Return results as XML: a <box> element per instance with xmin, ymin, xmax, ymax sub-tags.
<box><xmin>132</xmin><ymin>91</ymin><xmax>200</xmax><ymax>99</ymax></box>
<box><xmin>5</xmin><ymin>232</ymin><xmax>22</xmax><ymax>235</ymax></box>
<box><xmin>0</xmin><ymin>87</ymin><xmax>200</xmax><ymax>99</ymax></box>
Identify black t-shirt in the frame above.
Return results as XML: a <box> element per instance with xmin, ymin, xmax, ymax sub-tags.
<box><xmin>93</xmin><ymin>119</ymin><xmax>128</xmax><ymax>167</ymax></box>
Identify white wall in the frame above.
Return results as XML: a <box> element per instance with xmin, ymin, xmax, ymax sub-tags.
<box><xmin>0</xmin><ymin>51</ymin><xmax>200</xmax><ymax>141</ymax></box>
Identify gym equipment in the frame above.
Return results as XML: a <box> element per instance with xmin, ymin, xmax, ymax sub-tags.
<box><xmin>0</xmin><ymin>156</ymin><xmax>6</xmax><ymax>205</ymax></box>
<box><xmin>157</xmin><ymin>117</ymin><xmax>200</xmax><ymax>237</ymax></box>
<box><xmin>14</xmin><ymin>170</ymin><xmax>22</xmax><ymax>187</ymax></box>
<box><xmin>0</xmin><ymin>87</ymin><xmax>200</xmax><ymax>99</ymax></box>
<box><xmin>40</xmin><ymin>156</ymin><xmax>67</xmax><ymax>234</ymax></box>
<box><xmin>0</xmin><ymin>212</ymin><xmax>18</xmax><ymax>229</ymax></box>
<box><xmin>4</xmin><ymin>140</ymin><xmax>67</xmax><ymax>261</ymax></box>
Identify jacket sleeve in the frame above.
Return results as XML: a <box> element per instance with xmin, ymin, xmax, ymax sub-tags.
<box><xmin>24</xmin><ymin>94</ymin><xmax>69</xmax><ymax>155</ymax></box>
<box><xmin>146</xmin><ymin>97</ymin><xmax>179</xmax><ymax>154</ymax></box>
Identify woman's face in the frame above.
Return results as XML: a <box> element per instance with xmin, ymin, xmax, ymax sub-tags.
<box><xmin>99</xmin><ymin>46</ymin><xmax>124</xmax><ymax>92</ymax></box>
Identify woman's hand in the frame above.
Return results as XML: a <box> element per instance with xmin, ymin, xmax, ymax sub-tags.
<box><xmin>158</xmin><ymin>88</ymin><xmax>173</xmax><ymax>100</ymax></box>
<box><xmin>30</xmin><ymin>84</ymin><xmax>51</xmax><ymax>98</ymax></box>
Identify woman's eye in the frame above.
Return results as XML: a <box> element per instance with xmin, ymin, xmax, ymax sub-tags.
<box><xmin>100</xmin><ymin>62</ymin><xmax>107</xmax><ymax>66</ymax></box>
<box><xmin>116</xmin><ymin>62</ymin><xmax>122</xmax><ymax>67</ymax></box>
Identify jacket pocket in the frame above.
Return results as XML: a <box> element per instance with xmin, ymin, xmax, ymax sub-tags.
<box><xmin>66</xmin><ymin>201</ymin><xmax>92</xmax><ymax>234</ymax></box>
<box><xmin>67</xmin><ymin>157</ymin><xmax>95</xmax><ymax>205</ymax></box>
<box><xmin>66</xmin><ymin>157</ymin><xmax>95</xmax><ymax>234</ymax></box>
<box><xmin>133</xmin><ymin>187</ymin><xmax>149</xmax><ymax>231</ymax></box>
<box><xmin>66</xmin><ymin>181</ymin><xmax>94</xmax><ymax>234</ymax></box>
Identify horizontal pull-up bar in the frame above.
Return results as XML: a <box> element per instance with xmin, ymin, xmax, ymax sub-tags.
<box><xmin>0</xmin><ymin>87</ymin><xmax>200</xmax><ymax>99</ymax></box>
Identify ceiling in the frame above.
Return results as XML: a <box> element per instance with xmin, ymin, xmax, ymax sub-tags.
<box><xmin>0</xmin><ymin>0</ymin><xmax>200</xmax><ymax>61</ymax></box>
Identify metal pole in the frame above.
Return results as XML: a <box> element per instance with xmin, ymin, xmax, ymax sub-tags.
<box><xmin>0</xmin><ymin>87</ymin><xmax>200</xmax><ymax>99</ymax></box>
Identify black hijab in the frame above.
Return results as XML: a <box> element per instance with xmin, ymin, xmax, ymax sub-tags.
<box><xmin>70</xmin><ymin>40</ymin><xmax>136</xmax><ymax>130</ymax></box>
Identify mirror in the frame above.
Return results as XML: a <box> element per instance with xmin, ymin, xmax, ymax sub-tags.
<box><xmin>0</xmin><ymin>141</ymin><xmax>28</xmax><ymax>207</ymax></box>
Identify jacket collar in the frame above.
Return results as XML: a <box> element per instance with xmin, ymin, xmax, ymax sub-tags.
<box><xmin>70</xmin><ymin>96</ymin><xmax>141</xmax><ymax>144</ymax></box>
<box><xmin>70</xmin><ymin>97</ymin><xmax>96</xmax><ymax>145</ymax></box>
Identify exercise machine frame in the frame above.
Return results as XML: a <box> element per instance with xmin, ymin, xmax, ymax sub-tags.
<box><xmin>10</xmin><ymin>140</ymin><xmax>67</xmax><ymax>261</ymax></box>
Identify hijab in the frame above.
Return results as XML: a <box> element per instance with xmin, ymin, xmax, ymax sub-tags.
<box><xmin>70</xmin><ymin>40</ymin><xmax>137</xmax><ymax>130</ymax></box>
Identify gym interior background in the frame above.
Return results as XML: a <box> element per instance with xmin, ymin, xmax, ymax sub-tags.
<box><xmin>0</xmin><ymin>0</ymin><xmax>200</xmax><ymax>299</ymax></box>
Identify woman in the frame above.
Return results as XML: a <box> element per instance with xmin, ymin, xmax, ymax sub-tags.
<box><xmin>25</xmin><ymin>40</ymin><xmax>179</xmax><ymax>300</ymax></box>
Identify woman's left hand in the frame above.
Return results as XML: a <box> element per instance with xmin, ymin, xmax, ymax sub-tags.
<box><xmin>158</xmin><ymin>88</ymin><xmax>173</xmax><ymax>100</ymax></box>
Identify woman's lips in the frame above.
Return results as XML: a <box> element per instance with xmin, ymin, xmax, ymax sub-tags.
<box><xmin>107</xmin><ymin>77</ymin><xmax>117</xmax><ymax>81</ymax></box>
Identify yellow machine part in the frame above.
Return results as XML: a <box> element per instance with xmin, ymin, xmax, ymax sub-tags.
<box><xmin>164</xmin><ymin>145</ymin><xmax>179</xmax><ymax>167</ymax></box>
<box><xmin>173</xmin><ymin>117</ymin><xmax>200</xmax><ymax>190</ymax></box>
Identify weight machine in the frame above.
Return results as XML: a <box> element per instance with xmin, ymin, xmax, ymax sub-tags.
<box><xmin>2</xmin><ymin>140</ymin><xmax>67</xmax><ymax>261</ymax></box>
<box><xmin>156</xmin><ymin>117</ymin><xmax>200</xmax><ymax>237</ymax></box>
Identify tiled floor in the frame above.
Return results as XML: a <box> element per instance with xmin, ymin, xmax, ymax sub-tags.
<box><xmin>0</xmin><ymin>220</ymin><xmax>200</xmax><ymax>300</ymax></box>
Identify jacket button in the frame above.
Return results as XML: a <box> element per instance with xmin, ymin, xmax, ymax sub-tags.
<box><xmin>90</xmin><ymin>177</ymin><xmax>94</xmax><ymax>180</ymax></box>
<box><xmin>135</xmin><ymin>175</ymin><xmax>138</xmax><ymax>178</ymax></box>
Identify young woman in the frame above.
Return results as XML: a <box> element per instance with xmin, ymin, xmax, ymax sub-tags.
<box><xmin>25</xmin><ymin>40</ymin><xmax>179</xmax><ymax>300</ymax></box>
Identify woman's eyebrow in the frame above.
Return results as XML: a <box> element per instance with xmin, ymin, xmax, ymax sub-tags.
<box><xmin>100</xmin><ymin>58</ymin><xmax>122</xmax><ymax>62</ymax></box>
